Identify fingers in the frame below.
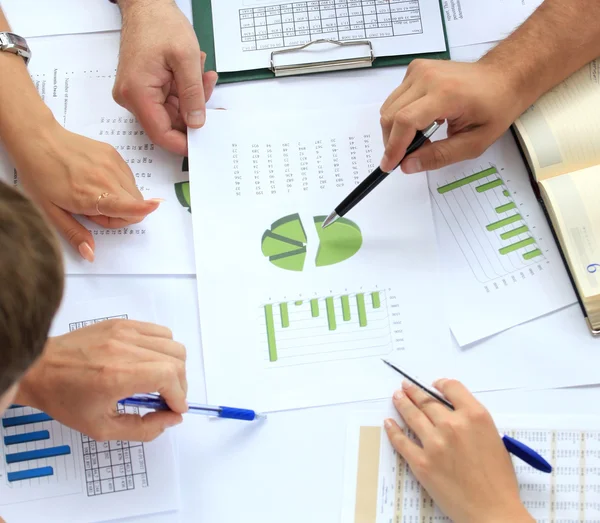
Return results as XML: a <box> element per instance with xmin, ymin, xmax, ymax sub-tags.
<box><xmin>127</xmin><ymin>361</ymin><xmax>188</xmax><ymax>413</ymax></box>
<box><xmin>43</xmin><ymin>203</ymin><xmax>95</xmax><ymax>263</ymax></box>
<box><xmin>380</xmin><ymin>97</ymin><xmax>446</xmax><ymax>173</ymax></box>
<box><xmin>115</xmin><ymin>84</ymin><xmax>188</xmax><ymax>156</ymax></box>
<box><xmin>434</xmin><ymin>379</ymin><xmax>482</xmax><ymax>411</ymax></box>
<box><xmin>100</xmin><ymin>411</ymin><xmax>182</xmax><ymax>442</ymax></box>
<box><xmin>118</xmin><ymin>320</ymin><xmax>174</xmax><ymax>340</ymax></box>
<box><xmin>203</xmin><ymin>71</ymin><xmax>219</xmax><ymax>104</ymax></box>
<box><xmin>401</xmin><ymin>380</ymin><xmax>449</xmax><ymax>425</ymax></box>
<box><xmin>96</xmin><ymin>189</ymin><xmax>162</xmax><ymax>220</ymax></box>
<box><xmin>401</xmin><ymin>132</ymin><xmax>489</xmax><ymax>174</ymax></box>
<box><xmin>384</xmin><ymin>418</ymin><xmax>424</xmax><ymax>465</ymax></box>
<box><xmin>392</xmin><ymin>388</ymin><xmax>433</xmax><ymax>442</ymax></box>
<box><xmin>171</xmin><ymin>47</ymin><xmax>206</xmax><ymax>129</ymax></box>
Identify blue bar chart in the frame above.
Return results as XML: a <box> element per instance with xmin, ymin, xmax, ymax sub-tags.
<box><xmin>0</xmin><ymin>405</ymin><xmax>81</xmax><ymax>504</ymax></box>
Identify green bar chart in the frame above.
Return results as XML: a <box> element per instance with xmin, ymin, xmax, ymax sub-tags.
<box><xmin>261</xmin><ymin>290</ymin><xmax>391</xmax><ymax>365</ymax></box>
<box><xmin>431</xmin><ymin>163</ymin><xmax>545</xmax><ymax>283</ymax></box>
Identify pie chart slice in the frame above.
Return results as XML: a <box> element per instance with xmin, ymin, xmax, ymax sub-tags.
<box><xmin>271</xmin><ymin>213</ymin><xmax>307</xmax><ymax>244</ymax></box>
<box><xmin>175</xmin><ymin>181</ymin><xmax>191</xmax><ymax>213</ymax></box>
<box><xmin>313</xmin><ymin>216</ymin><xmax>362</xmax><ymax>267</ymax></box>
<box><xmin>261</xmin><ymin>231</ymin><xmax>304</xmax><ymax>257</ymax></box>
<box><xmin>269</xmin><ymin>247</ymin><xmax>307</xmax><ymax>271</ymax></box>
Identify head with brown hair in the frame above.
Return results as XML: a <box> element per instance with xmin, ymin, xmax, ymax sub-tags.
<box><xmin>0</xmin><ymin>181</ymin><xmax>64</xmax><ymax>397</ymax></box>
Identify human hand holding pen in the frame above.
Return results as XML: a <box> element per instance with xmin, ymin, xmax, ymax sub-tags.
<box><xmin>385</xmin><ymin>379</ymin><xmax>534</xmax><ymax>523</ymax></box>
<box><xmin>14</xmin><ymin>319</ymin><xmax>188</xmax><ymax>442</ymax></box>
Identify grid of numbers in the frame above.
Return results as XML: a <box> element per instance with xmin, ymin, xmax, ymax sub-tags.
<box><xmin>231</xmin><ymin>134</ymin><xmax>375</xmax><ymax>198</ymax></box>
<box><xmin>68</xmin><ymin>314</ymin><xmax>151</xmax><ymax>497</ymax></box>
<box><xmin>239</xmin><ymin>0</ymin><xmax>423</xmax><ymax>51</ymax></box>
<box><xmin>81</xmin><ymin>409</ymin><xmax>149</xmax><ymax>497</ymax></box>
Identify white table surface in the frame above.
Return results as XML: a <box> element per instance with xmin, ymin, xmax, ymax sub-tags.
<box><xmin>15</xmin><ymin>3</ymin><xmax>600</xmax><ymax>520</ymax></box>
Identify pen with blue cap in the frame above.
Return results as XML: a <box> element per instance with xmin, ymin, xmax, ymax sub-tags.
<box><xmin>118</xmin><ymin>393</ymin><xmax>267</xmax><ymax>421</ymax></box>
<box><xmin>382</xmin><ymin>360</ymin><xmax>552</xmax><ymax>474</ymax></box>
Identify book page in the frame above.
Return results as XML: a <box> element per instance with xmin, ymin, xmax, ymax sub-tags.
<box><xmin>540</xmin><ymin>166</ymin><xmax>600</xmax><ymax>320</ymax></box>
<box><xmin>427</xmin><ymin>131</ymin><xmax>575</xmax><ymax>346</ymax></box>
<box><xmin>188</xmin><ymin>105</ymin><xmax>455</xmax><ymax>412</ymax></box>
<box><xmin>210</xmin><ymin>0</ymin><xmax>447</xmax><ymax>73</ymax></box>
<box><xmin>0</xmin><ymin>295</ymin><xmax>179</xmax><ymax>523</ymax></box>
<box><xmin>342</xmin><ymin>411</ymin><xmax>600</xmax><ymax>523</ymax></box>
<box><xmin>514</xmin><ymin>60</ymin><xmax>600</xmax><ymax>181</ymax></box>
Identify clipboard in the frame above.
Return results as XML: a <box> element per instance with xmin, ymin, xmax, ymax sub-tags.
<box><xmin>192</xmin><ymin>0</ymin><xmax>450</xmax><ymax>84</ymax></box>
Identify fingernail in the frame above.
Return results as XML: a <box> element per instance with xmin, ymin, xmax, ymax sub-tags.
<box><xmin>402</xmin><ymin>158</ymin><xmax>422</xmax><ymax>174</ymax></box>
<box><xmin>402</xmin><ymin>379</ymin><xmax>414</xmax><ymax>390</ymax></box>
<box><xmin>433</xmin><ymin>378</ymin><xmax>448</xmax><ymax>388</ymax></box>
<box><xmin>78</xmin><ymin>242</ymin><xmax>95</xmax><ymax>263</ymax></box>
<box><xmin>384</xmin><ymin>419</ymin><xmax>394</xmax><ymax>429</ymax></box>
<box><xmin>147</xmin><ymin>198</ymin><xmax>165</xmax><ymax>204</ymax></box>
<box><xmin>211</xmin><ymin>76</ymin><xmax>219</xmax><ymax>90</ymax></box>
<box><xmin>380</xmin><ymin>154</ymin><xmax>392</xmax><ymax>171</ymax></box>
<box><xmin>187</xmin><ymin>110</ymin><xmax>206</xmax><ymax>127</ymax></box>
<box><xmin>393</xmin><ymin>389</ymin><xmax>404</xmax><ymax>400</ymax></box>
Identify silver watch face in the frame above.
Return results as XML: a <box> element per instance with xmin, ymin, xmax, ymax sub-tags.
<box><xmin>9</xmin><ymin>33</ymin><xmax>27</xmax><ymax>49</ymax></box>
<box><xmin>0</xmin><ymin>33</ymin><xmax>31</xmax><ymax>64</ymax></box>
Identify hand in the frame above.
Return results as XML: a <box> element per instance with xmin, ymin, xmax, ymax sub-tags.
<box><xmin>384</xmin><ymin>379</ymin><xmax>534</xmax><ymax>523</ymax></box>
<box><xmin>379</xmin><ymin>59</ymin><xmax>531</xmax><ymax>174</ymax></box>
<box><xmin>14</xmin><ymin>121</ymin><xmax>162</xmax><ymax>262</ymax></box>
<box><xmin>15</xmin><ymin>319</ymin><xmax>188</xmax><ymax>442</ymax></box>
<box><xmin>113</xmin><ymin>0</ymin><xmax>219</xmax><ymax>156</ymax></box>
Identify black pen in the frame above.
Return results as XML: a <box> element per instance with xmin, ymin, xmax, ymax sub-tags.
<box><xmin>381</xmin><ymin>359</ymin><xmax>553</xmax><ymax>474</ymax></box>
<box><xmin>322</xmin><ymin>122</ymin><xmax>440</xmax><ymax>229</ymax></box>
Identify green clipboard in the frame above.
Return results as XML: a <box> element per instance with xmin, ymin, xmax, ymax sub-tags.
<box><xmin>193</xmin><ymin>0</ymin><xmax>450</xmax><ymax>84</ymax></box>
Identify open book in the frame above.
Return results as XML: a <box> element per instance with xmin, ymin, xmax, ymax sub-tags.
<box><xmin>513</xmin><ymin>59</ymin><xmax>600</xmax><ymax>335</ymax></box>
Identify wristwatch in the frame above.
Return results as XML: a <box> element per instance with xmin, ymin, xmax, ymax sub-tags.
<box><xmin>0</xmin><ymin>33</ymin><xmax>31</xmax><ymax>65</ymax></box>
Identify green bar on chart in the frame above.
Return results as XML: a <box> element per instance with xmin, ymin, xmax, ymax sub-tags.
<box><xmin>503</xmin><ymin>190</ymin><xmax>510</xmax><ymax>197</ymax></box>
<box><xmin>356</xmin><ymin>293</ymin><xmax>367</xmax><ymax>327</ymax></box>
<box><xmin>476</xmin><ymin>179</ymin><xmax>503</xmax><ymax>193</ymax></box>
<box><xmin>295</xmin><ymin>301</ymin><xmax>303</xmax><ymax>306</ymax></box>
<box><xmin>310</xmin><ymin>299</ymin><xmax>319</xmax><ymax>317</ymax></box>
<box><xmin>523</xmin><ymin>249</ymin><xmax>543</xmax><ymax>260</ymax></box>
<box><xmin>495</xmin><ymin>202</ymin><xmax>516</xmax><ymax>213</ymax></box>
<box><xmin>341</xmin><ymin>295</ymin><xmax>351</xmax><ymax>321</ymax></box>
<box><xmin>487</xmin><ymin>214</ymin><xmax>522</xmax><ymax>231</ymax></box>
<box><xmin>500</xmin><ymin>225</ymin><xmax>529</xmax><ymax>239</ymax></box>
<box><xmin>499</xmin><ymin>237</ymin><xmax>536</xmax><ymax>255</ymax></box>
<box><xmin>371</xmin><ymin>292</ymin><xmax>381</xmax><ymax>309</ymax></box>
<box><xmin>436</xmin><ymin>167</ymin><xmax>498</xmax><ymax>194</ymax></box>
<box><xmin>264</xmin><ymin>305</ymin><xmax>277</xmax><ymax>362</ymax></box>
<box><xmin>279</xmin><ymin>303</ymin><xmax>289</xmax><ymax>328</ymax></box>
<box><xmin>325</xmin><ymin>297</ymin><xmax>337</xmax><ymax>331</ymax></box>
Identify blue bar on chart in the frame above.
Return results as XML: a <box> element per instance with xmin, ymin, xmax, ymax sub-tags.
<box><xmin>4</xmin><ymin>430</ymin><xmax>50</xmax><ymax>446</ymax></box>
<box><xmin>6</xmin><ymin>445</ymin><xmax>71</xmax><ymax>464</ymax></box>
<box><xmin>7</xmin><ymin>405</ymin><xmax>23</xmax><ymax>409</ymax></box>
<box><xmin>7</xmin><ymin>466</ymin><xmax>54</xmax><ymax>483</ymax></box>
<box><xmin>2</xmin><ymin>412</ymin><xmax>53</xmax><ymax>428</ymax></box>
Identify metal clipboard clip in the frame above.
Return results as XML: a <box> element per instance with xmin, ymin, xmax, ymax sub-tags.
<box><xmin>270</xmin><ymin>39</ymin><xmax>374</xmax><ymax>77</ymax></box>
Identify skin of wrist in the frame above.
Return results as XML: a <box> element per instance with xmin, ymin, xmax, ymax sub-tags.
<box><xmin>0</xmin><ymin>106</ymin><xmax>59</xmax><ymax>161</ymax></box>
<box><xmin>118</xmin><ymin>0</ymin><xmax>175</xmax><ymax>16</ymax></box>
<box><xmin>12</xmin><ymin>355</ymin><xmax>44</xmax><ymax>410</ymax></box>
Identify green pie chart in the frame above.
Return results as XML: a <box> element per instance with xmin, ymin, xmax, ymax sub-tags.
<box><xmin>261</xmin><ymin>213</ymin><xmax>362</xmax><ymax>271</ymax></box>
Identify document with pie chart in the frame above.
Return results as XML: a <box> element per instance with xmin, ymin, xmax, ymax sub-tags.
<box><xmin>188</xmin><ymin>106</ymin><xmax>453</xmax><ymax>412</ymax></box>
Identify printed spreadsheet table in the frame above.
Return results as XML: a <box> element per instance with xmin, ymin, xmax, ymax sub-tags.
<box><xmin>69</xmin><ymin>314</ymin><xmax>150</xmax><ymax>497</ymax></box>
<box><xmin>239</xmin><ymin>0</ymin><xmax>424</xmax><ymax>51</ymax></box>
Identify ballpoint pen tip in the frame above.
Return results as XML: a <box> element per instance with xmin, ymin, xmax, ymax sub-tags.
<box><xmin>322</xmin><ymin>211</ymin><xmax>340</xmax><ymax>229</ymax></box>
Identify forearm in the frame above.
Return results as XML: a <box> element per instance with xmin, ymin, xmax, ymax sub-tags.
<box><xmin>0</xmin><ymin>10</ymin><xmax>56</xmax><ymax>159</ymax></box>
<box><xmin>480</xmin><ymin>0</ymin><xmax>600</xmax><ymax>108</ymax></box>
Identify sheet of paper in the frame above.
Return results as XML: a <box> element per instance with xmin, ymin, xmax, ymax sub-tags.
<box><xmin>342</xmin><ymin>411</ymin><xmax>600</xmax><ymax>522</ymax></box>
<box><xmin>188</xmin><ymin>105</ymin><xmax>454</xmax><ymax>412</ymax></box>
<box><xmin>1</xmin><ymin>0</ymin><xmax>193</xmax><ymax>37</ymax></box>
<box><xmin>427</xmin><ymin>132</ymin><xmax>576</xmax><ymax>346</ymax></box>
<box><xmin>0</xmin><ymin>295</ymin><xmax>179</xmax><ymax>523</ymax></box>
<box><xmin>210</xmin><ymin>0</ymin><xmax>447</xmax><ymax>72</ymax></box>
<box><xmin>443</xmin><ymin>0</ymin><xmax>543</xmax><ymax>48</ymax></box>
<box><xmin>1</xmin><ymin>70</ymin><xmax>195</xmax><ymax>275</ymax></box>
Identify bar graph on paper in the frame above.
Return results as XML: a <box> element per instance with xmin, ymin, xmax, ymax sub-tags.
<box><xmin>260</xmin><ymin>288</ymin><xmax>401</xmax><ymax>367</ymax></box>
<box><xmin>431</xmin><ymin>164</ymin><xmax>545</xmax><ymax>284</ymax></box>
